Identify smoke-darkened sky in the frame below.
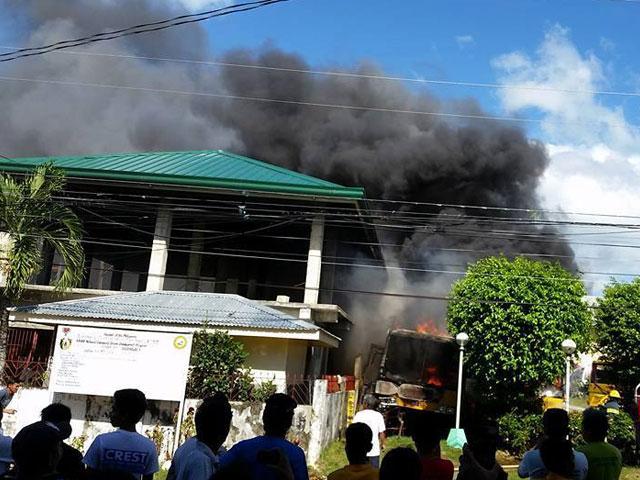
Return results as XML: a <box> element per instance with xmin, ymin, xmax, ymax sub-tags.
<box><xmin>0</xmin><ymin>0</ymin><xmax>582</xmax><ymax>358</ymax></box>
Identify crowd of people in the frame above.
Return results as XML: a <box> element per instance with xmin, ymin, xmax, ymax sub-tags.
<box><xmin>0</xmin><ymin>381</ymin><xmax>627</xmax><ymax>480</ymax></box>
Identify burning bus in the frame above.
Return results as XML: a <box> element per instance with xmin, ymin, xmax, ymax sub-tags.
<box><xmin>373</xmin><ymin>329</ymin><xmax>459</xmax><ymax>415</ymax></box>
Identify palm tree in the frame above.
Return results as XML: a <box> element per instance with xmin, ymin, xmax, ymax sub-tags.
<box><xmin>0</xmin><ymin>163</ymin><xmax>85</xmax><ymax>368</ymax></box>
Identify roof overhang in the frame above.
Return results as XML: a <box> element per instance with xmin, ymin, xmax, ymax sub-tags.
<box><xmin>9</xmin><ymin>312</ymin><xmax>340</xmax><ymax>348</ymax></box>
<box><xmin>0</xmin><ymin>160</ymin><xmax>364</xmax><ymax>202</ymax></box>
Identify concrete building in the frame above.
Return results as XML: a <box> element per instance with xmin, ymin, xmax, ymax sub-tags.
<box><xmin>10</xmin><ymin>290</ymin><xmax>339</xmax><ymax>391</ymax></box>
<box><xmin>0</xmin><ymin>150</ymin><xmax>379</xmax><ymax>382</ymax></box>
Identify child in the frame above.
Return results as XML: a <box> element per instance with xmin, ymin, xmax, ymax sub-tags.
<box><xmin>83</xmin><ymin>389</ymin><xmax>159</xmax><ymax>480</ymax></box>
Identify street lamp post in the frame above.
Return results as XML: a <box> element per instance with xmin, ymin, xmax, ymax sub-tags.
<box><xmin>561</xmin><ymin>339</ymin><xmax>577</xmax><ymax>411</ymax></box>
<box><xmin>447</xmin><ymin>332</ymin><xmax>469</xmax><ymax>448</ymax></box>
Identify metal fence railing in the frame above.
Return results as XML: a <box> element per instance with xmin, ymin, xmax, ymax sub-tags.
<box><xmin>2</xmin><ymin>359</ymin><xmax>50</xmax><ymax>388</ymax></box>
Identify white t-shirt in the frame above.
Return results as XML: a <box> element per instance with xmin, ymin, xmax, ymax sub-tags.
<box><xmin>352</xmin><ymin>409</ymin><xmax>386</xmax><ymax>457</ymax></box>
<box><xmin>168</xmin><ymin>437</ymin><xmax>223</xmax><ymax>480</ymax></box>
<box><xmin>83</xmin><ymin>429</ymin><xmax>159</xmax><ymax>479</ymax></box>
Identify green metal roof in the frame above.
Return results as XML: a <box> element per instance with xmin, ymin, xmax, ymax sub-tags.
<box><xmin>0</xmin><ymin>150</ymin><xmax>364</xmax><ymax>199</ymax></box>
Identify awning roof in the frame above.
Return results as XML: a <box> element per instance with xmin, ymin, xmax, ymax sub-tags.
<box><xmin>0</xmin><ymin>150</ymin><xmax>365</xmax><ymax>200</ymax></box>
<box><xmin>11</xmin><ymin>290</ymin><xmax>326</xmax><ymax>331</ymax></box>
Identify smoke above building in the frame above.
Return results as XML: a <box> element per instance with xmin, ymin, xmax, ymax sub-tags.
<box><xmin>0</xmin><ymin>0</ymin><xmax>575</xmax><ymax>362</ymax></box>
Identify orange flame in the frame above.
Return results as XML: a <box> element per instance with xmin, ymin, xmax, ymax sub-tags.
<box><xmin>415</xmin><ymin>318</ymin><xmax>447</xmax><ymax>336</ymax></box>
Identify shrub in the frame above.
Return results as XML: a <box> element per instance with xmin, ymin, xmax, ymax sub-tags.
<box><xmin>187</xmin><ymin>329</ymin><xmax>249</xmax><ymax>398</ymax></box>
<box><xmin>499</xmin><ymin>409</ymin><xmax>637</xmax><ymax>464</ymax></box>
<box><xmin>253</xmin><ymin>378</ymin><xmax>278</xmax><ymax>402</ymax></box>
<box><xmin>497</xmin><ymin>411</ymin><xmax>543</xmax><ymax>456</ymax></box>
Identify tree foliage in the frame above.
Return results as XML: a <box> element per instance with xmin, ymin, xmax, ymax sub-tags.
<box><xmin>0</xmin><ymin>163</ymin><xmax>84</xmax><ymax>300</ymax></box>
<box><xmin>447</xmin><ymin>256</ymin><xmax>591</xmax><ymax>413</ymax></box>
<box><xmin>0</xmin><ymin>163</ymin><xmax>85</xmax><ymax>368</ymax></box>
<box><xmin>187</xmin><ymin>329</ymin><xmax>249</xmax><ymax>398</ymax></box>
<box><xmin>594</xmin><ymin>278</ymin><xmax>640</xmax><ymax>392</ymax></box>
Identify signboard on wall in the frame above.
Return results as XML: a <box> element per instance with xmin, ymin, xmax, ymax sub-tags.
<box><xmin>49</xmin><ymin>325</ymin><xmax>192</xmax><ymax>401</ymax></box>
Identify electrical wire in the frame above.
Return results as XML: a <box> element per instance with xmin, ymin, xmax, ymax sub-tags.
<box><xmin>0</xmin><ymin>1</ymin><xmax>289</xmax><ymax>63</ymax></box>
<box><xmin>6</xmin><ymin>45</ymin><xmax>640</xmax><ymax>100</ymax></box>
<box><xmin>4</xmin><ymin>162</ymin><xmax>640</xmax><ymax>222</ymax></box>
<box><xmin>1</xmin><ymin>72</ymin><xmax>639</xmax><ymax>134</ymax></box>
<box><xmin>43</xmin><ymin>262</ymin><xmax>604</xmax><ymax>309</ymax></box>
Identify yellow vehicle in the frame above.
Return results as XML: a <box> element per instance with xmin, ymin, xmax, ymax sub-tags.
<box><xmin>373</xmin><ymin>330</ymin><xmax>459</xmax><ymax>415</ymax></box>
<box><xmin>588</xmin><ymin>362</ymin><xmax>619</xmax><ymax>408</ymax></box>
<box><xmin>541</xmin><ymin>387</ymin><xmax>565</xmax><ymax>411</ymax></box>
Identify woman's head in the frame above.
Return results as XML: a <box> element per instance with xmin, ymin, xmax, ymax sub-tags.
<box><xmin>540</xmin><ymin>437</ymin><xmax>574</xmax><ymax>479</ymax></box>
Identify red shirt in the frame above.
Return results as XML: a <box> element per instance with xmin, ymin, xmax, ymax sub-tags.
<box><xmin>420</xmin><ymin>457</ymin><xmax>454</xmax><ymax>480</ymax></box>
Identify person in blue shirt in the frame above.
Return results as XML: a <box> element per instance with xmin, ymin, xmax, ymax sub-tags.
<box><xmin>219</xmin><ymin>393</ymin><xmax>308</xmax><ymax>480</ymax></box>
<box><xmin>168</xmin><ymin>393</ymin><xmax>232</xmax><ymax>480</ymax></box>
<box><xmin>0</xmin><ymin>381</ymin><xmax>20</xmax><ymax>415</ymax></box>
<box><xmin>518</xmin><ymin>408</ymin><xmax>588</xmax><ymax>480</ymax></box>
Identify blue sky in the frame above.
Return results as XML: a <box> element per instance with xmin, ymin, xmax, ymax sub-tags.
<box><xmin>199</xmin><ymin>0</ymin><xmax>640</xmax><ymax>292</ymax></box>
<box><xmin>205</xmin><ymin>0</ymin><xmax>640</xmax><ymax>121</ymax></box>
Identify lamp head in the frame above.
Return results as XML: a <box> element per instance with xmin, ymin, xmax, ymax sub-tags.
<box><xmin>561</xmin><ymin>339</ymin><xmax>576</xmax><ymax>355</ymax></box>
<box><xmin>456</xmin><ymin>332</ymin><xmax>469</xmax><ymax>347</ymax></box>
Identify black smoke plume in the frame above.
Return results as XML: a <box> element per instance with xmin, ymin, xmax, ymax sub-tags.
<box><xmin>0</xmin><ymin>0</ymin><xmax>575</xmax><ymax>365</ymax></box>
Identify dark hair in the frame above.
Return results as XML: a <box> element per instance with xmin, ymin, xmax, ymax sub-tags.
<box><xmin>345</xmin><ymin>423</ymin><xmax>373</xmax><ymax>463</ymax></box>
<box><xmin>114</xmin><ymin>389</ymin><xmax>147</xmax><ymax>424</ymax></box>
<box><xmin>464</xmin><ymin>419</ymin><xmax>500</xmax><ymax>470</ymax></box>
<box><xmin>380</xmin><ymin>447</ymin><xmax>421</xmax><ymax>480</ymax></box>
<box><xmin>41</xmin><ymin>403</ymin><xmax>72</xmax><ymax>423</ymax></box>
<box><xmin>12</xmin><ymin>422</ymin><xmax>63</xmax><ymax>475</ymax></box>
<box><xmin>363</xmin><ymin>394</ymin><xmax>379</xmax><ymax>410</ymax></box>
<box><xmin>195</xmin><ymin>393</ymin><xmax>232</xmax><ymax>447</ymax></box>
<box><xmin>411</xmin><ymin>412</ymin><xmax>444</xmax><ymax>455</ymax></box>
<box><xmin>582</xmin><ymin>408</ymin><xmax>608</xmax><ymax>442</ymax></box>
<box><xmin>540</xmin><ymin>437</ymin><xmax>574</xmax><ymax>478</ymax></box>
<box><xmin>543</xmin><ymin>408</ymin><xmax>569</xmax><ymax>439</ymax></box>
<box><xmin>263</xmin><ymin>393</ymin><xmax>296</xmax><ymax>437</ymax></box>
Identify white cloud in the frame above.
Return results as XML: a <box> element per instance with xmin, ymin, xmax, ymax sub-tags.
<box><xmin>455</xmin><ymin>35</ymin><xmax>474</xmax><ymax>48</ymax></box>
<box><xmin>492</xmin><ymin>25</ymin><xmax>640</xmax><ymax>293</ymax></box>
<box><xmin>178</xmin><ymin>0</ymin><xmax>232</xmax><ymax>11</ymax></box>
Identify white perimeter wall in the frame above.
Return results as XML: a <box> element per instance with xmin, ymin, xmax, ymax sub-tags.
<box><xmin>2</xmin><ymin>379</ymin><xmax>349</xmax><ymax>466</ymax></box>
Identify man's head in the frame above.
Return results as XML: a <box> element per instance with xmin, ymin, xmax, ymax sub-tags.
<box><xmin>41</xmin><ymin>403</ymin><xmax>73</xmax><ymax>440</ymax></box>
<box><xmin>380</xmin><ymin>447</ymin><xmax>421</xmax><ymax>480</ymax></box>
<box><xmin>362</xmin><ymin>394</ymin><xmax>379</xmax><ymax>410</ymax></box>
<box><xmin>195</xmin><ymin>393</ymin><xmax>233</xmax><ymax>450</ymax></box>
<box><xmin>582</xmin><ymin>408</ymin><xmax>609</xmax><ymax>442</ymax></box>
<box><xmin>345</xmin><ymin>423</ymin><xmax>373</xmax><ymax>464</ymax></box>
<box><xmin>263</xmin><ymin>393</ymin><xmax>296</xmax><ymax>438</ymax></box>
<box><xmin>543</xmin><ymin>408</ymin><xmax>569</xmax><ymax>439</ymax></box>
<box><xmin>6</xmin><ymin>381</ymin><xmax>20</xmax><ymax>395</ymax></box>
<box><xmin>12</xmin><ymin>421</ymin><xmax>64</xmax><ymax>476</ymax></box>
<box><xmin>411</xmin><ymin>412</ymin><xmax>444</xmax><ymax>456</ymax></box>
<box><xmin>110</xmin><ymin>389</ymin><xmax>147</xmax><ymax>428</ymax></box>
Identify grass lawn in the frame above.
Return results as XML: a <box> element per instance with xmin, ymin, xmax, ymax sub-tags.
<box><xmin>316</xmin><ymin>437</ymin><xmax>640</xmax><ymax>480</ymax></box>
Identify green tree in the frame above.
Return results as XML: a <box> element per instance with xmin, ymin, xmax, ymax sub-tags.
<box><xmin>0</xmin><ymin>164</ymin><xmax>84</xmax><ymax>367</ymax></box>
<box><xmin>447</xmin><ymin>256</ymin><xmax>591</xmax><ymax>413</ymax></box>
<box><xmin>186</xmin><ymin>329</ymin><xmax>249</xmax><ymax>398</ymax></box>
<box><xmin>594</xmin><ymin>279</ymin><xmax>640</xmax><ymax>392</ymax></box>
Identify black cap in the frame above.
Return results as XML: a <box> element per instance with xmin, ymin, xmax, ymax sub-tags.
<box><xmin>12</xmin><ymin>421</ymin><xmax>65</xmax><ymax>465</ymax></box>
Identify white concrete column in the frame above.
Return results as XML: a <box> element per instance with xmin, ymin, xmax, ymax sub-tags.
<box><xmin>185</xmin><ymin>229</ymin><xmax>204</xmax><ymax>292</ymax></box>
<box><xmin>302</xmin><ymin>216</ymin><xmax>325</xmax><ymax>306</ymax></box>
<box><xmin>146</xmin><ymin>209</ymin><xmax>173</xmax><ymax>291</ymax></box>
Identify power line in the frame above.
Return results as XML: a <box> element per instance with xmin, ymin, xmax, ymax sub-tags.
<box><xmin>2</xmin><ymin>73</ymin><xmax>640</xmax><ymax>134</ymax></box>
<box><xmin>9</xmin><ymin>45</ymin><xmax>640</xmax><ymax>100</ymax></box>
<box><xmin>40</xmin><ymin>263</ymin><xmax>598</xmax><ymax>308</ymax></box>
<box><xmin>0</xmin><ymin>1</ymin><xmax>289</xmax><ymax>63</ymax></box>
<box><xmin>16</xmin><ymin>230</ymin><xmax>639</xmax><ymax>282</ymax></box>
